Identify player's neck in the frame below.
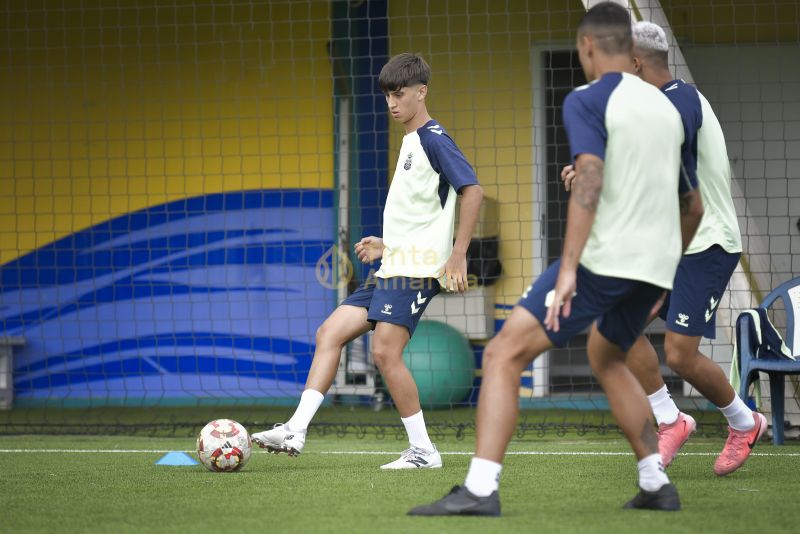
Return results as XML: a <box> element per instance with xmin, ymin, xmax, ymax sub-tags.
<box><xmin>403</xmin><ymin>108</ymin><xmax>432</xmax><ymax>134</ymax></box>
<box><xmin>649</xmin><ymin>69</ymin><xmax>674</xmax><ymax>90</ymax></box>
<box><xmin>592</xmin><ymin>55</ymin><xmax>635</xmax><ymax>79</ymax></box>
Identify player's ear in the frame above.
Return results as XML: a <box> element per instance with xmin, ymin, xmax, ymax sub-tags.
<box><xmin>632</xmin><ymin>56</ymin><xmax>641</xmax><ymax>74</ymax></box>
<box><xmin>577</xmin><ymin>34</ymin><xmax>590</xmax><ymax>54</ymax></box>
<box><xmin>418</xmin><ymin>84</ymin><xmax>427</xmax><ymax>101</ymax></box>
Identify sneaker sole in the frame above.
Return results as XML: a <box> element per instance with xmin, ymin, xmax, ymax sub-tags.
<box><xmin>380</xmin><ymin>464</ymin><xmax>443</xmax><ymax>470</ymax></box>
<box><xmin>624</xmin><ymin>499</ymin><xmax>681</xmax><ymax>512</ymax></box>
<box><xmin>253</xmin><ymin>439</ymin><xmax>302</xmax><ymax>457</ymax></box>
<box><xmin>263</xmin><ymin>445</ymin><xmax>301</xmax><ymax>457</ymax></box>
<box><xmin>408</xmin><ymin>507</ymin><xmax>500</xmax><ymax>517</ymax></box>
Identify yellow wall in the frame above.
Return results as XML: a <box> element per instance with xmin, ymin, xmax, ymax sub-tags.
<box><xmin>0</xmin><ymin>0</ymin><xmax>333</xmax><ymax>265</ymax></box>
<box><xmin>388</xmin><ymin>0</ymin><xmax>585</xmax><ymax>306</ymax></box>
<box><xmin>661</xmin><ymin>0</ymin><xmax>800</xmax><ymax>44</ymax></box>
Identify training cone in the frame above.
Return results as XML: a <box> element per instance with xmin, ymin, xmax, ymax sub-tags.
<box><xmin>156</xmin><ymin>451</ymin><xmax>199</xmax><ymax>466</ymax></box>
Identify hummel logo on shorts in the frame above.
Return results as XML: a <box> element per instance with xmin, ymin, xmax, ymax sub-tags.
<box><xmin>410</xmin><ymin>291</ymin><xmax>427</xmax><ymax>315</ymax></box>
<box><xmin>675</xmin><ymin>313</ymin><xmax>690</xmax><ymax>327</ymax></box>
<box><xmin>705</xmin><ymin>296</ymin><xmax>719</xmax><ymax>323</ymax></box>
<box><xmin>522</xmin><ymin>284</ymin><xmax>532</xmax><ymax>299</ymax></box>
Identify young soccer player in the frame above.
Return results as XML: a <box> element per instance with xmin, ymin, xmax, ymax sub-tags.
<box><xmin>623</xmin><ymin>21</ymin><xmax>765</xmax><ymax>475</ymax></box>
<box><xmin>251</xmin><ymin>53</ymin><xmax>484</xmax><ymax>470</ymax></box>
<box><xmin>409</xmin><ymin>3</ymin><xmax>702</xmax><ymax>516</ymax></box>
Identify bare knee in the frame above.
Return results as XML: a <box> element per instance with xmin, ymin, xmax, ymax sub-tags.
<box><xmin>588</xmin><ymin>350</ymin><xmax>612</xmax><ymax>376</ymax></box>
<box><xmin>316</xmin><ymin>320</ymin><xmax>346</xmax><ymax>350</ymax></box>
<box><xmin>372</xmin><ymin>342</ymin><xmax>402</xmax><ymax>371</ymax></box>
<box><xmin>664</xmin><ymin>345</ymin><xmax>694</xmax><ymax>375</ymax></box>
<box><xmin>482</xmin><ymin>334</ymin><xmax>527</xmax><ymax>375</ymax></box>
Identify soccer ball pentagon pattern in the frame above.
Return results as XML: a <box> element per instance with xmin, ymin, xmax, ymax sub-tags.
<box><xmin>196</xmin><ymin>419</ymin><xmax>252</xmax><ymax>472</ymax></box>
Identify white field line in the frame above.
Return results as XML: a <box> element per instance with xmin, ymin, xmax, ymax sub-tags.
<box><xmin>0</xmin><ymin>449</ymin><xmax>799</xmax><ymax>457</ymax></box>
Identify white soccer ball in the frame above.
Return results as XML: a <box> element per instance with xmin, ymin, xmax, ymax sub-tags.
<box><xmin>196</xmin><ymin>419</ymin><xmax>252</xmax><ymax>472</ymax></box>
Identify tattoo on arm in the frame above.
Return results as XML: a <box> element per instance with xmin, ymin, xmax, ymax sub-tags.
<box><xmin>573</xmin><ymin>159</ymin><xmax>603</xmax><ymax>212</ymax></box>
<box><xmin>641</xmin><ymin>419</ymin><xmax>659</xmax><ymax>454</ymax></box>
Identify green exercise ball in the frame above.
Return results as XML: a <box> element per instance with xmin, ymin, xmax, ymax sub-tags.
<box><xmin>402</xmin><ymin>320</ymin><xmax>475</xmax><ymax>408</ymax></box>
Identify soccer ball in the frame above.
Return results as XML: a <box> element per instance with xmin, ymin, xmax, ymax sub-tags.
<box><xmin>196</xmin><ymin>419</ymin><xmax>252</xmax><ymax>472</ymax></box>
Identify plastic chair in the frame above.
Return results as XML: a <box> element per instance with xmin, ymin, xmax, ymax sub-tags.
<box><xmin>737</xmin><ymin>277</ymin><xmax>800</xmax><ymax>445</ymax></box>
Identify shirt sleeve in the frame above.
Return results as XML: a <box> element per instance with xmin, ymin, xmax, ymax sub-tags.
<box><xmin>423</xmin><ymin>133</ymin><xmax>479</xmax><ymax>193</ymax></box>
<box><xmin>665</xmin><ymin>83</ymin><xmax>701</xmax><ymax>195</ymax></box>
<box><xmin>563</xmin><ymin>91</ymin><xmax>607</xmax><ymax>162</ymax></box>
<box><xmin>677</xmin><ymin>124</ymin><xmax>699</xmax><ymax>194</ymax></box>
<box><xmin>677</xmin><ymin>94</ymin><xmax>701</xmax><ymax>195</ymax></box>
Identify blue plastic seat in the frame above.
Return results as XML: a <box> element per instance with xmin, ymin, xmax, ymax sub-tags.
<box><xmin>736</xmin><ymin>277</ymin><xmax>800</xmax><ymax>445</ymax></box>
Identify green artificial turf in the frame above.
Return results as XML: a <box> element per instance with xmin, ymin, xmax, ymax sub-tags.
<box><xmin>1</xmin><ymin>433</ymin><xmax>797</xmax><ymax>533</ymax></box>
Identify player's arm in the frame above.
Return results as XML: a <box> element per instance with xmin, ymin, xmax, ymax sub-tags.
<box><xmin>679</xmin><ymin>189</ymin><xmax>703</xmax><ymax>252</ymax></box>
<box><xmin>544</xmin><ymin>153</ymin><xmax>603</xmax><ymax>332</ymax></box>
<box><xmin>423</xmin><ymin>130</ymin><xmax>482</xmax><ymax>293</ymax></box>
<box><xmin>445</xmin><ymin>184</ymin><xmax>484</xmax><ymax>292</ymax></box>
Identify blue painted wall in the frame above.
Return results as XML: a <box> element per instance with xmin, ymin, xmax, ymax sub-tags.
<box><xmin>0</xmin><ymin>190</ymin><xmax>336</xmax><ymax>405</ymax></box>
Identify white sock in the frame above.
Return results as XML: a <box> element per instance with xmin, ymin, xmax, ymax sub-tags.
<box><xmin>637</xmin><ymin>453</ymin><xmax>669</xmax><ymax>492</ymax></box>
<box><xmin>719</xmin><ymin>395</ymin><xmax>755</xmax><ymax>431</ymax></box>
<box><xmin>464</xmin><ymin>457</ymin><xmax>502</xmax><ymax>497</ymax></box>
<box><xmin>648</xmin><ymin>385</ymin><xmax>680</xmax><ymax>426</ymax></box>
<box><xmin>401</xmin><ymin>411</ymin><xmax>434</xmax><ymax>451</ymax></box>
<box><xmin>285</xmin><ymin>389</ymin><xmax>324</xmax><ymax>432</ymax></box>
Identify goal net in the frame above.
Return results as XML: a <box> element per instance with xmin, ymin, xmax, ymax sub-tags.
<box><xmin>1</xmin><ymin>0</ymin><xmax>798</xmax><ymax>439</ymax></box>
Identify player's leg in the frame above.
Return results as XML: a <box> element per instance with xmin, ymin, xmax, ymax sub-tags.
<box><xmin>628</xmin><ymin>335</ymin><xmax>681</xmax><ymax>427</ymax></box>
<box><xmin>410</xmin><ymin>262</ymin><xmax>598</xmax><ymax>516</ymax></box>
<box><xmin>627</xmin><ymin>334</ymin><xmax>696</xmax><ymax>467</ymax></box>
<box><xmin>371</xmin><ymin>320</ymin><xmax>445</xmax><ymax>468</ymax></box>
<box><xmin>371</xmin><ymin>321</ymin><xmax>414</xmax><ymax>415</ymax></box>
<box><xmin>662</xmin><ymin>331</ymin><xmax>765</xmax><ymax>475</ymax></box>
<box><xmin>252</xmin><ymin>301</ymin><xmax>373</xmax><ymax>455</ymax></box>
<box><xmin>367</xmin><ymin>277</ymin><xmax>442</xmax><ymax>469</ymax></box>
<box><xmin>470</xmin><ymin>307</ymin><xmax>552</xmax><ymax>471</ymax></box>
<box><xmin>407</xmin><ymin>306</ymin><xmax>552</xmax><ymax>516</ymax></box>
<box><xmin>589</xmin><ymin>326</ymin><xmax>679</xmax><ymax>511</ymax></box>
<box><xmin>593</xmin><ymin>284</ymin><xmax>680</xmax><ymax>511</ymax></box>
<box><xmin>589</xmin><ymin>327</ymin><xmax>661</xmax><ymax>458</ymax></box>
<box><xmin>659</xmin><ymin>246</ymin><xmax>764</xmax><ymax>475</ymax></box>
<box><xmin>474</xmin><ymin>307</ymin><xmax>553</xmax><ymax>462</ymax></box>
<box><xmin>305</xmin><ymin>305</ymin><xmax>373</xmax><ymax>394</ymax></box>
<box><xmin>664</xmin><ymin>331</ymin><xmax>731</xmax><ymax>406</ymax></box>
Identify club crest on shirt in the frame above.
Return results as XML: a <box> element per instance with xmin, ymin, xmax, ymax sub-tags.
<box><xmin>404</xmin><ymin>152</ymin><xmax>413</xmax><ymax>170</ymax></box>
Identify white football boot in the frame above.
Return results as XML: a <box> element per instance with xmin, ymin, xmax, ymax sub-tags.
<box><xmin>251</xmin><ymin>423</ymin><xmax>306</xmax><ymax>456</ymax></box>
<box><xmin>380</xmin><ymin>444</ymin><xmax>442</xmax><ymax>470</ymax></box>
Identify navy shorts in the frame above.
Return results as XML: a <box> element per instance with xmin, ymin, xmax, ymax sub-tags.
<box><xmin>341</xmin><ymin>276</ymin><xmax>440</xmax><ymax>336</ymax></box>
<box><xmin>518</xmin><ymin>260</ymin><xmax>665</xmax><ymax>352</ymax></box>
<box><xmin>659</xmin><ymin>244</ymin><xmax>741</xmax><ymax>339</ymax></box>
